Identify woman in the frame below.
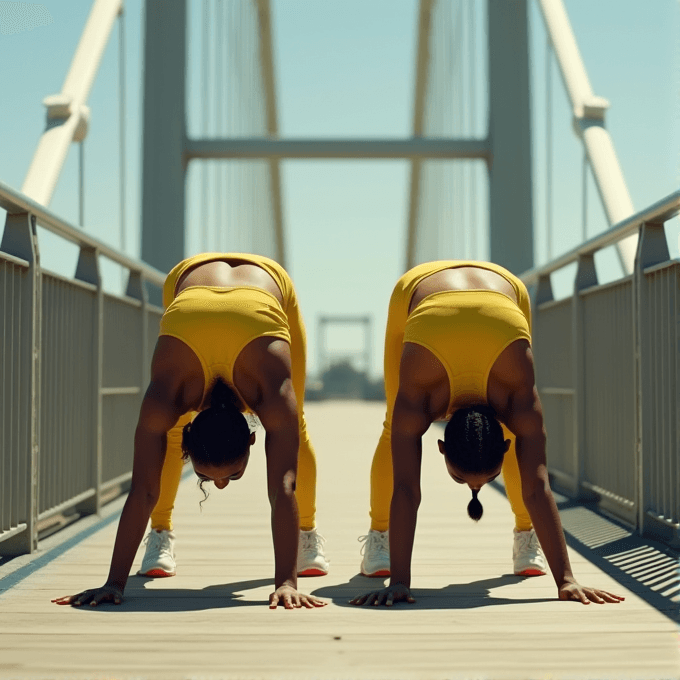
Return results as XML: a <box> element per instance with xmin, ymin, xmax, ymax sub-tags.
<box><xmin>351</xmin><ymin>260</ymin><xmax>624</xmax><ymax>607</ymax></box>
<box><xmin>53</xmin><ymin>253</ymin><xmax>327</xmax><ymax>610</ymax></box>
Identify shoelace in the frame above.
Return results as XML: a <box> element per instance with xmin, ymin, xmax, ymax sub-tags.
<box><xmin>144</xmin><ymin>531</ymin><xmax>172</xmax><ymax>558</ymax></box>
<box><xmin>299</xmin><ymin>531</ymin><xmax>325</xmax><ymax>555</ymax></box>
<box><xmin>515</xmin><ymin>531</ymin><xmax>538</xmax><ymax>554</ymax></box>
<box><xmin>358</xmin><ymin>532</ymin><xmax>389</xmax><ymax>557</ymax></box>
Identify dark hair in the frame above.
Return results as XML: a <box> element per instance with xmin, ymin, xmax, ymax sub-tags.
<box><xmin>181</xmin><ymin>379</ymin><xmax>251</xmax><ymax>505</ymax></box>
<box><xmin>443</xmin><ymin>405</ymin><xmax>506</xmax><ymax>522</ymax></box>
<box><xmin>181</xmin><ymin>378</ymin><xmax>250</xmax><ymax>464</ymax></box>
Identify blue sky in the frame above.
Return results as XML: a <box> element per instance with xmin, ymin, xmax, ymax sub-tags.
<box><xmin>1</xmin><ymin>0</ymin><xmax>678</xmax><ymax>377</ymax></box>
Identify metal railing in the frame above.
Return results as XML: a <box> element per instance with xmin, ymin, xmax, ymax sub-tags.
<box><xmin>0</xmin><ymin>180</ymin><xmax>165</xmax><ymax>556</ymax></box>
<box><xmin>522</xmin><ymin>189</ymin><xmax>680</xmax><ymax>548</ymax></box>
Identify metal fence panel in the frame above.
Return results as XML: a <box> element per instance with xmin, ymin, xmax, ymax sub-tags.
<box><xmin>533</xmin><ymin>298</ymin><xmax>575</xmax><ymax>481</ymax></box>
<box><xmin>39</xmin><ymin>274</ymin><xmax>97</xmax><ymax>518</ymax></box>
<box><xmin>542</xmin><ymin>393</ymin><xmax>575</xmax><ymax>480</ymax></box>
<box><xmin>642</xmin><ymin>263</ymin><xmax>680</xmax><ymax>528</ymax></box>
<box><xmin>533</xmin><ymin>298</ymin><xmax>573</xmax><ymax>389</ymax></box>
<box><xmin>102</xmin><ymin>392</ymin><xmax>141</xmax><ymax>485</ymax></box>
<box><xmin>0</xmin><ymin>257</ymin><xmax>30</xmax><ymax>537</ymax></box>
<box><xmin>103</xmin><ymin>295</ymin><xmax>143</xmax><ymax>388</ymax></box>
<box><xmin>100</xmin><ymin>294</ymin><xmax>145</xmax><ymax>485</ymax></box>
<box><xmin>582</xmin><ymin>281</ymin><xmax>636</xmax><ymax>509</ymax></box>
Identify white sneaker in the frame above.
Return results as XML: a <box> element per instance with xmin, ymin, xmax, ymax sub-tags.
<box><xmin>297</xmin><ymin>528</ymin><xmax>330</xmax><ymax>576</ymax></box>
<box><xmin>513</xmin><ymin>528</ymin><xmax>547</xmax><ymax>576</ymax></box>
<box><xmin>359</xmin><ymin>529</ymin><xmax>390</xmax><ymax>577</ymax></box>
<box><xmin>138</xmin><ymin>529</ymin><xmax>176</xmax><ymax>577</ymax></box>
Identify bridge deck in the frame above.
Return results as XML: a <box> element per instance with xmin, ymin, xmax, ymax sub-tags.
<box><xmin>0</xmin><ymin>401</ymin><xmax>677</xmax><ymax>680</ymax></box>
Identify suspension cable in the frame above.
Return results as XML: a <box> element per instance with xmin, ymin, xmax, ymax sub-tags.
<box><xmin>546</xmin><ymin>36</ymin><xmax>553</xmax><ymax>260</ymax></box>
<box><xmin>118</xmin><ymin>6</ymin><xmax>126</xmax><ymax>291</ymax></box>
<box><xmin>79</xmin><ymin>140</ymin><xmax>85</xmax><ymax>227</ymax></box>
<box><xmin>469</xmin><ymin>0</ymin><xmax>477</xmax><ymax>259</ymax></box>
<box><xmin>200</xmin><ymin>0</ymin><xmax>209</xmax><ymax>252</ymax></box>
<box><xmin>216</xmin><ymin>0</ymin><xmax>225</xmax><ymax>251</ymax></box>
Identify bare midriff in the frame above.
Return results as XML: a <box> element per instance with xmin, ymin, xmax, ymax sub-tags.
<box><xmin>408</xmin><ymin>265</ymin><xmax>518</xmax><ymax>316</ymax></box>
<box><xmin>175</xmin><ymin>258</ymin><xmax>284</xmax><ymax>306</ymax></box>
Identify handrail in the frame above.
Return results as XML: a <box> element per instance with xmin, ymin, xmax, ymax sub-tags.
<box><xmin>0</xmin><ymin>180</ymin><xmax>165</xmax><ymax>287</ymax></box>
<box><xmin>521</xmin><ymin>189</ymin><xmax>680</xmax><ymax>287</ymax></box>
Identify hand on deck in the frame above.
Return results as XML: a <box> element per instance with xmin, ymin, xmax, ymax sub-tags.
<box><xmin>52</xmin><ymin>584</ymin><xmax>124</xmax><ymax>607</ymax></box>
<box><xmin>558</xmin><ymin>580</ymin><xmax>625</xmax><ymax>605</ymax></box>
<box><xmin>269</xmin><ymin>584</ymin><xmax>327</xmax><ymax>609</ymax></box>
<box><xmin>349</xmin><ymin>583</ymin><xmax>416</xmax><ymax>607</ymax></box>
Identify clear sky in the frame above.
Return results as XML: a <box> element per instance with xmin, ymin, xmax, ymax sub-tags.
<box><xmin>1</xmin><ymin>0</ymin><xmax>678</xmax><ymax>377</ymax></box>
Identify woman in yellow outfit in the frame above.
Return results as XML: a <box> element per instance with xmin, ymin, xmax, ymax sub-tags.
<box><xmin>53</xmin><ymin>253</ymin><xmax>327</xmax><ymax>610</ymax></box>
<box><xmin>351</xmin><ymin>261</ymin><xmax>624</xmax><ymax>607</ymax></box>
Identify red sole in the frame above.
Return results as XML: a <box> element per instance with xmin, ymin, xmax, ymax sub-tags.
<box><xmin>516</xmin><ymin>568</ymin><xmax>546</xmax><ymax>576</ymax></box>
<box><xmin>362</xmin><ymin>569</ymin><xmax>390</xmax><ymax>577</ymax></box>
<box><xmin>298</xmin><ymin>568</ymin><xmax>328</xmax><ymax>577</ymax></box>
<box><xmin>139</xmin><ymin>569</ymin><xmax>175</xmax><ymax>578</ymax></box>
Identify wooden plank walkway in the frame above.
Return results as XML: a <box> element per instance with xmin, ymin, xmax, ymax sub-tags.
<box><xmin>0</xmin><ymin>401</ymin><xmax>678</xmax><ymax>680</ymax></box>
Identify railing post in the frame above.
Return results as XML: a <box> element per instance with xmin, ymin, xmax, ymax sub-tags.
<box><xmin>572</xmin><ymin>254</ymin><xmax>598</xmax><ymax>500</ymax></box>
<box><xmin>141</xmin><ymin>0</ymin><xmax>187</xmax><ymax>280</ymax></box>
<box><xmin>126</xmin><ymin>268</ymin><xmax>149</xmax><ymax>414</ymax></box>
<box><xmin>535</xmin><ymin>273</ymin><xmax>554</xmax><ymax>306</ymax></box>
<box><xmin>75</xmin><ymin>245</ymin><xmax>103</xmax><ymax>517</ymax></box>
<box><xmin>633</xmin><ymin>220</ymin><xmax>671</xmax><ymax>538</ymax></box>
<box><xmin>0</xmin><ymin>213</ymin><xmax>41</xmax><ymax>555</ymax></box>
<box><xmin>487</xmin><ymin>0</ymin><xmax>534</xmax><ymax>274</ymax></box>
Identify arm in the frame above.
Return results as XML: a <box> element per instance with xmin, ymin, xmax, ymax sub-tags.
<box><xmin>255</xmin><ymin>359</ymin><xmax>325</xmax><ymax>609</ymax></box>
<box><xmin>53</xmin><ymin>341</ymin><xmax>188</xmax><ymax>606</ymax></box>
<box><xmin>351</xmin><ymin>350</ymin><xmax>432</xmax><ymax>607</ymax></box>
<box><xmin>259</xmin><ymin>384</ymin><xmax>300</xmax><ymax>593</ymax></box>
<box><xmin>502</xmin><ymin>355</ymin><xmax>623</xmax><ymax>604</ymax></box>
<box><xmin>387</xmin><ymin>392</ymin><xmax>431</xmax><ymax>590</ymax></box>
<box><xmin>503</xmin><ymin>384</ymin><xmax>574</xmax><ymax>587</ymax></box>
<box><xmin>103</xmin><ymin>381</ymin><xmax>184</xmax><ymax>593</ymax></box>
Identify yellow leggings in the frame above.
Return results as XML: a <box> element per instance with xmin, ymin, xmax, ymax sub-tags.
<box><xmin>150</xmin><ymin>288</ymin><xmax>317</xmax><ymax>532</ymax></box>
<box><xmin>369</xmin><ymin>275</ymin><xmax>533</xmax><ymax>533</ymax></box>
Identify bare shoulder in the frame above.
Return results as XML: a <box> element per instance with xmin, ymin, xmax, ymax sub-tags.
<box><xmin>393</xmin><ymin>343</ymin><xmax>445</xmax><ymax>434</ymax></box>
<box><xmin>402</xmin><ymin>343</ymin><xmax>450</xmax><ymax>408</ymax></box>
<box><xmin>235</xmin><ymin>337</ymin><xmax>294</xmax><ymax>414</ymax></box>
<box><xmin>489</xmin><ymin>339</ymin><xmax>535</xmax><ymax>389</ymax></box>
<box><xmin>488</xmin><ymin>339</ymin><xmax>544</xmax><ymax>437</ymax></box>
<box><xmin>149</xmin><ymin>335</ymin><xmax>204</xmax><ymax>412</ymax></box>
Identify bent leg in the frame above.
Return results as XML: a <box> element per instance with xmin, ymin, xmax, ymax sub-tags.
<box><xmin>369</xmin><ymin>279</ymin><xmax>411</xmax><ymax>531</ymax></box>
<box><xmin>500</xmin><ymin>422</ymin><xmax>533</xmax><ymax>532</ymax></box>
<box><xmin>369</xmin><ymin>422</ymin><xmax>393</xmax><ymax>531</ymax></box>
<box><xmin>150</xmin><ymin>411</ymin><xmax>194</xmax><ymax>531</ymax></box>
<box><xmin>296</xmin><ymin>417</ymin><xmax>317</xmax><ymax>531</ymax></box>
<box><xmin>284</xmin><ymin>280</ymin><xmax>317</xmax><ymax>530</ymax></box>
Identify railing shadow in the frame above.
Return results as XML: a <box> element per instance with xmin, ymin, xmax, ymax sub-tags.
<box><xmin>64</xmin><ymin>577</ymin><xmax>274</xmax><ymax>613</ymax></box>
<box><xmin>489</xmin><ymin>480</ymin><xmax>680</xmax><ymax>623</ymax></box>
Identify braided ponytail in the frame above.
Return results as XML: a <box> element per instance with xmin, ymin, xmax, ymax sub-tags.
<box><xmin>444</xmin><ymin>405</ymin><xmax>506</xmax><ymax>522</ymax></box>
<box><xmin>467</xmin><ymin>489</ymin><xmax>483</xmax><ymax>521</ymax></box>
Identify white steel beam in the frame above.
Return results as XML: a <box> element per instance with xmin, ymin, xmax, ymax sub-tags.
<box><xmin>185</xmin><ymin>137</ymin><xmax>490</xmax><ymax>160</ymax></box>
<box><xmin>21</xmin><ymin>0</ymin><xmax>123</xmax><ymax>206</ymax></box>
<box><xmin>537</xmin><ymin>0</ymin><xmax>636</xmax><ymax>273</ymax></box>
